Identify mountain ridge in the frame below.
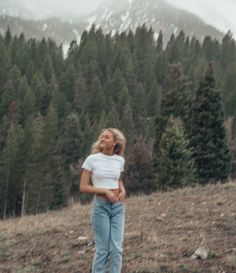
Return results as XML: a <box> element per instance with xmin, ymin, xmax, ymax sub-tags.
<box><xmin>0</xmin><ymin>0</ymin><xmax>225</xmax><ymax>47</ymax></box>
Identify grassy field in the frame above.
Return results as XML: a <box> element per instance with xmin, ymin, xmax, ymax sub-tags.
<box><xmin>0</xmin><ymin>181</ymin><xmax>236</xmax><ymax>273</ymax></box>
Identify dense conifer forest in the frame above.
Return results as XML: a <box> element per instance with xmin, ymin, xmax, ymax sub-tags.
<box><xmin>0</xmin><ymin>25</ymin><xmax>235</xmax><ymax>219</ymax></box>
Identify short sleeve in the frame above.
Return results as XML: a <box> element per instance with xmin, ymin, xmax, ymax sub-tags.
<box><xmin>82</xmin><ymin>156</ymin><xmax>93</xmax><ymax>171</ymax></box>
<box><xmin>120</xmin><ymin>157</ymin><xmax>125</xmax><ymax>172</ymax></box>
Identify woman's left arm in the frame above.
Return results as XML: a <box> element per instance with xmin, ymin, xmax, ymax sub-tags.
<box><xmin>118</xmin><ymin>178</ymin><xmax>126</xmax><ymax>202</ymax></box>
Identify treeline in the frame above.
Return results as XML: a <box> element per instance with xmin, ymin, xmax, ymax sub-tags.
<box><xmin>0</xmin><ymin>25</ymin><xmax>235</xmax><ymax>219</ymax></box>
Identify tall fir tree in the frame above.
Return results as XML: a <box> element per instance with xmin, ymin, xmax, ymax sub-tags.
<box><xmin>24</xmin><ymin>115</ymin><xmax>46</xmax><ymax>214</ymax></box>
<box><xmin>153</xmin><ymin>64</ymin><xmax>192</xmax><ymax>171</ymax></box>
<box><xmin>32</xmin><ymin>71</ymin><xmax>49</xmax><ymax>116</ymax></box>
<box><xmin>42</xmin><ymin>104</ymin><xmax>66</xmax><ymax>210</ymax></box>
<box><xmin>0</xmin><ymin>121</ymin><xmax>23</xmax><ymax>218</ymax></box>
<box><xmin>221</xmin><ymin>62</ymin><xmax>236</xmax><ymax>117</ymax></box>
<box><xmin>190</xmin><ymin>63</ymin><xmax>231</xmax><ymax>183</ymax></box>
<box><xmin>86</xmin><ymin>76</ymin><xmax>105</xmax><ymax>124</ymax></box>
<box><xmin>220</xmin><ymin>31</ymin><xmax>236</xmax><ymax>70</ymax></box>
<box><xmin>60</xmin><ymin>63</ymin><xmax>76</xmax><ymax>103</ymax></box>
<box><xmin>0</xmin><ymin>44</ymin><xmax>11</xmax><ymax>96</ymax></box>
<box><xmin>158</xmin><ymin>116</ymin><xmax>196</xmax><ymax>190</ymax></box>
<box><xmin>125</xmin><ymin>137</ymin><xmax>156</xmax><ymax>194</ymax></box>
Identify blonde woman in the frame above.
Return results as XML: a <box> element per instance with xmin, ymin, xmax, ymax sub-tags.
<box><xmin>80</xmin><ymin>128</ymin><xmax>126</xmax><ymax>273</ymax></box>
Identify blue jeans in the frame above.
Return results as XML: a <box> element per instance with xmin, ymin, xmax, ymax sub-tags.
<box><xmin>91</xmin><ymin>196</ymin><xmax>125</xmax><ymax>273</ymax></box>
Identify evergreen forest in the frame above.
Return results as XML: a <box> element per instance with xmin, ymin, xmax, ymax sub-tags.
<box><xmin>0</xmin><ymin>25</ymin><xmax>235</xmax><ymax>219</ymax></box>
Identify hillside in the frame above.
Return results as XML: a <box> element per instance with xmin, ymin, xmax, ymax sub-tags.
<box><xmin>0</xmin><ymin>182</ymin><xmax>235</xmax><ymax>273</ymax></box>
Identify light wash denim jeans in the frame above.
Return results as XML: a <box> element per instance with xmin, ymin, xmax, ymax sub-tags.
<box><xmin>91</xmin><ymin>196</ymin><xmax>125</xmax><ymax>273</ymax></box>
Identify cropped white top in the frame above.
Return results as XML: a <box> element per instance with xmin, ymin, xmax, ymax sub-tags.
<box><xmin>82</xmin><ymin>152</ymin><xmax>125</xmax><ymax>189</ymax></box>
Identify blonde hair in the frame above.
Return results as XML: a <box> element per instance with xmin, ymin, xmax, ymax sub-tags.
<box><xmin>91</xmin><ymin>128</ymin><xmax>126</xmax><ymax>156</ymax></box>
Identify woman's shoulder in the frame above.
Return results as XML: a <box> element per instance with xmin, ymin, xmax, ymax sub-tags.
<box><xmin>114</xmin><ymin>154</ymin><xmax>125</xmax><ymax>162</ymax></box>
<box><xmin>87</xmin><ymin>152</ymin><xmax>125</xmax><ymax>160</ymax></box>
<box><xmin>85</xmin><ymin>153</ymin><xmax>101</xmax><ymax>160</ymax></box>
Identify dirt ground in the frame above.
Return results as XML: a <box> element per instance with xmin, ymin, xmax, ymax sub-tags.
<box><xmin>0</xmin><ymin>181</ymin><xmax>236</xmax><ymax>273</ymax></box>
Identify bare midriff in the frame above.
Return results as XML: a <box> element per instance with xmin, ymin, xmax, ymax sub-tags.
<box><xmin>96</xmin><ymin>188</ymin><xmax>120</xmax><ymax>200</ymax></box>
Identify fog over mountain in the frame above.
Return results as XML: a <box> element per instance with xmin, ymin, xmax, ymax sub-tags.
<box><xmin>0</xmin><ymin>0</ymin><xmax>235</xmax><ymax>37</ymax></box>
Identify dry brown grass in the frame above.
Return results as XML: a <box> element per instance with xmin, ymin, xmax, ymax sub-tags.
<box><xmin>0</xmin><ymin>181</ymin><xmax>236</xmax><ymax>273</ymax></box>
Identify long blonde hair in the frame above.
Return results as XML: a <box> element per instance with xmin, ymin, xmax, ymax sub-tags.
<box><xmin>91</xmin><ymin>128</ymin><xmax>126</xmax><ymax>156</ymax></box>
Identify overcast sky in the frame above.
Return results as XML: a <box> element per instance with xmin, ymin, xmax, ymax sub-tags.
<box><xmin>10</xmin><ymin>0</ymin><xmax>236</xmax><ymax>37</ymax></box>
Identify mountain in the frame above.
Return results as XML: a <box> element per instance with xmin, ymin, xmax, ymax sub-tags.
<box><xmin>84</xmin><ymin>0</ymin><xmax>225</xmax><ymax>44</ymax></box>
<box><xmin>0</xmin><ymin>15</ymin><xmax>85</xmax><ymax>46</ymax></box>
<box><xmin>0</xmin><ymin>0</ymin><xmax>225</xmax><ymax>47</ymax></box>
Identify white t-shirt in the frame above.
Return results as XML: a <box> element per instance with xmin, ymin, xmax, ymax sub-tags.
<box><xmin>82</xmin><ymin>152</ymin><xmax>125</xmax><ymax>189</ymax></box>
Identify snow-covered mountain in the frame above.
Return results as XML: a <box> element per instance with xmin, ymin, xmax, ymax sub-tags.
<box><xmin>0</xmin><ymin>15</ymin><xmax>85</xmax><ymax>45</ymax></box>
<box><xmin>84</xmin><ymin>0</ymin><xmax>224</xmax><ymax>44</ymax></box>
<box><xmin>0</xmin><ymin>0</ymin><xmax>225</xmax><ymax>47</ymax></box>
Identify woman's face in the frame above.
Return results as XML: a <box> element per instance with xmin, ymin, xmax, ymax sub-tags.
<box><xmin>99</xmin><ymin>130</ymin><xmax>116</xmax><ymax>150</ymax></box>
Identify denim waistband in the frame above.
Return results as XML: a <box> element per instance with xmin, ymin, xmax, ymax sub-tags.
<box><xmin>94</xmin><ymin>195</ymin><xmax>123</xmax><ymax>205</ymax></box>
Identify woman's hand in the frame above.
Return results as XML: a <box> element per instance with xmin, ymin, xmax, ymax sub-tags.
<box><xmin>117</xmin><ymin>190</ymin><xmax>126</xmax><ymax>203</ymax></box>
<box><xmin>105</xmin><ymin>190</ymin><xmax>117</xmax><ymax>203</ymax></box>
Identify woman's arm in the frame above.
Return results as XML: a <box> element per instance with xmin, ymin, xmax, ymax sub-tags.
<box><xmin>80</xmin><ymin>169</ymin><xmax>117</xmax><ymax>202</ymax></box>
<box><xmin>117</xmin><ymin>178</ymin><xmax>126</xmax><ymax>202</ymax></box>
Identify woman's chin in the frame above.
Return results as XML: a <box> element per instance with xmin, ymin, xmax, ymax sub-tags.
<box><xmin>99</xmin><ymin>144</ymin><xmax>105</xmax><ymax>149</ymax></box>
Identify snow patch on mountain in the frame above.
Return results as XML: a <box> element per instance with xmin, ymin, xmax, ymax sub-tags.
<box><xmin>121</xmin><ymin>12</ymin><xmax>129</xmax><ymax>23</ymax></box>
<box><xmin>72</xmin><ymin>29</ymin><xmax>81</xmax><ymax>43</ymax></box>
<box><xmin>42</xmin><ymin>23</ymin><xmax>47</xmax><ymax>31</ymax></box>
<box><xmin>87</xmin><ymin>15</ymin><xmax>97</xmax><ymax>30</ymax></box>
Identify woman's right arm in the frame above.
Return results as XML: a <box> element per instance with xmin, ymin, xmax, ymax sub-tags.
<box><xmin>80</xmin><ymin>170</ymin><xmax>117</xmax><ymax>202</ymax></box>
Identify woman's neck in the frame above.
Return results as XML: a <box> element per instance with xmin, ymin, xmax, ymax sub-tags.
<box><xmin>101</xmin><ymin>149</ymin><xmax>114</xmax><ymax>156</ymax></box>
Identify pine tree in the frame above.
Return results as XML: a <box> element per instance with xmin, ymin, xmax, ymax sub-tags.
<box><xmin>147</xmin><ymin>79</ymin><xmax>161</xmax><ymax>117</ymax></box>
<box><xmin>24</xmin><ymin>115</ymin><xmax>46</xmax><ymax>214</ymax></box>
<box><xmin>73</xmin><ymin>72</ymin><xmax>87</xmax><ymax>114</ymax></box>
<box><xmin>220</xmin><ymin>31</ymin><xmax>236</xmax><ymax>70</ymax></box>
<box><xmin>4</xmin><ymin>27</ymin><xmax>12</xmax><ymax>46</ymax></box>
<box><xmin>20</xmin><ymin>118</ymin><xmax>33</xmax><ymax>217</ymax></box>
<box><xmin>156</xmin><ymin>30</ymin><xmax>163</xmax><ymax>57</ymax></box>
<box><xmin>42</xmin><ymin>104</ymin><xmax>66</xmax><ymax>210</ymax></box>
<box><xmin>0</xmin><ymin>44</ymin><xmax>11</xmax><ymax>96</ymax></box>
<box><xmin>0</xmin><ymin>78</ymin><xmax>15</xmax><ymax>117</ymax></box>
<box><xmin>134</xmin><ymin>25</ymin><xmax>156</xmax><ymax>89</ymax></box>
<box><xmin>120</xmin><ymin>101</ymin><xmax>135</xmax><ymax>148</ymax></box>
<box><xmin>125</xmin><ymin>137</ymin><xmax>156</xmax><ymax>194</ymax></box>
<box><xmin>41</xmin><ymin>54</ymin><xmax>54</xmax><ymax>84</ymax></box>
<box><xmin>60</xmin><ymin>63</ymin><xmax>76</xmax><ymax>103</ymax></box>
<box><xmin>22</xmin><ymin>86</ymin><xmax>35</xmax><ymax>123</ymax></box>
<box><xmin>105</xmin><ymin>106</ymin><xmax>120</xmax><ymax>129</ymax></box>
<box><xmin>63</xmin><ymin>112</ymin><xmax>83</xmax><ymax>168</ymax></box>
<box><xmin>50</xmin><ymin>75</ymin><xmax>67</xmax><ymax>121</ymax></box>
<box><xmin>113</xmin><ymin>45</ymin><xmax>133</xmax><ymax>78</ymax></box>
<box><xmin>153</xmin><ymin>64</ymin><xmax>191</xmax><ymax>171</ymax></box>
<box><xmin>106</xmin><ymin>69</ymin><xmax>127</xmax><ymax>103</ymax></box>
<box><xmin>32</xmin><ymin>72</ymin><xmax>49</xmax><ymax>115</ymax></box>
<box><xmin>86</xmin><ymin>76</ymin><xmax>105</xmax><ymax>124</ymax></box>
<box><xmin>25</xmin><ymin>60</ymin><xmax>36</xmax><ymax>85</ymax></box>
<box><xmin>132</xmin><ymin>83</ymin><xmax>147</xmax><ymax>135</ymax></box>
<box><xmin>221</xmin><ymin>62</ymin><xmax>236</xmax><ymax>117</ymax></box>
<box><xmin>0</xmin><ymin>121</ymin><xmax>23</xmax><ymax>218</ymax></box>
<box><xmin>158</xmin><ymin>116</ymin><xmax>196</xmax><ymax>190</ymax></box>
<box><xmin>79</xmin><ymin>33</ymin><xmax>98</xmax><ymax>64</ymax></box>
<box><xmin>81</xmin><ymin>113</ymin><xmax>94</xmax><ymax>155</ymax></box>
<box><xmin>190</xmin><ymin>64</ymin><xmax>231</xmax><ymax>183</ymax></box>
<box><xmin>202</xmin><ymin>36</ymin><xmax>220</xmax><ymax>62</ymax></box>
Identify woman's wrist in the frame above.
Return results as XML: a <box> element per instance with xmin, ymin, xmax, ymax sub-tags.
<box><xmin>120</xmin><ymin>189</ymin><xmax>126</xmax><ymax>195</ymax></box>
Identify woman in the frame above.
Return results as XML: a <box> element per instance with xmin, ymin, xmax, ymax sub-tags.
<box><xmin>80</xmin><ymin>128</ymin><xmax>126</xmax><ymax>273</ymax></box>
